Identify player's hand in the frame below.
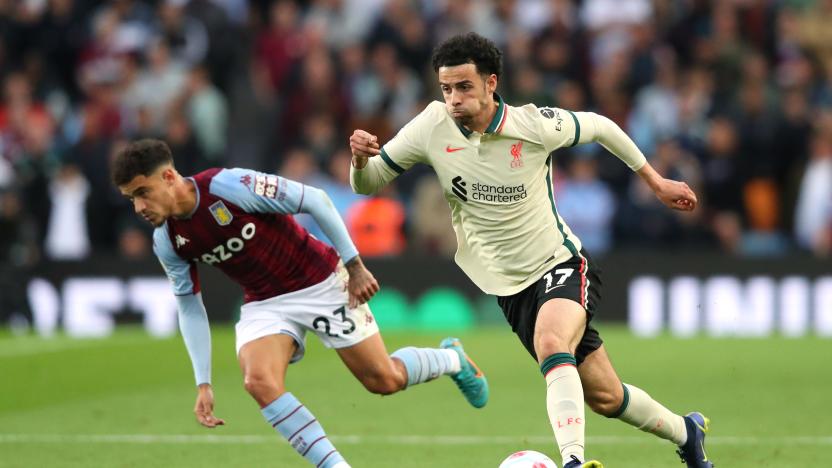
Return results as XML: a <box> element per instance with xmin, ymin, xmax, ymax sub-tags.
<box><xmin>349</xmin><ymin>129</ymin><xmax>380</xmax><ymax>168</ymax></box>
<box><xmin>653</xmin><ymin>178</ymin><xmax>698</xmax><ymax>211</ymax></box>
<box><xmin>194</xmin><ymin>384</ymin><xmax>225</xmax><ymax>428</ymax></box>
<box><xmin>345</xmin><ymin>256</ymin><xmax>380</xmax><ymax>308</ymax></box>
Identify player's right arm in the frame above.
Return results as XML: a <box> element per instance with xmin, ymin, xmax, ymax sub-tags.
<box><xmin>153</xmin><ymin>228</ymin><xmax>225</xmax><ymax>428</ymax></box>
<box><xmin>349</xmin><ymin>105</ymin><xmax>433</xmax><ymax>194</ymax></box>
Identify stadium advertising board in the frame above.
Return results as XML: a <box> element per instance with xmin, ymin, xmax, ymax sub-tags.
<box><xmin>10</xmin><ymin>253</ymin><xmax>831</xmax><ymax>338</ymax></box>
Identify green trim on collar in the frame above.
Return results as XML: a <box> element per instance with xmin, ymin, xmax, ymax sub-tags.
<box><xmin>455</xmin><ymin>121</ymin><xmax>473</xmax><ymax>137</ymax></box>
<box><xmin>484</xmin><ymin>93</ymin><xmax>506</xmax><ymax>134</ymax></box>
<box><xmin>452</xmin><ymin>93</ymin><xmax>506</xmax><ymax>137</ymax></box>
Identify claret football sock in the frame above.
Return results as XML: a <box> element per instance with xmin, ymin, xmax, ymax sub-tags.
<box><xmin>261</xmin><ymin>392</ymin><xmax>347</xmax><ymax>468</ymax></box>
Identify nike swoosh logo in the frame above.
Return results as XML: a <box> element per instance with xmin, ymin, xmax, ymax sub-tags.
<box><xmin>545</xmin><ymin>284</ymin><xmax>566</xmax><ymax>294</ymax></box>
<box><xmin>445</xmin><ymin>145</ymin><xmax>465</xmax><ymax>153</ymax></box>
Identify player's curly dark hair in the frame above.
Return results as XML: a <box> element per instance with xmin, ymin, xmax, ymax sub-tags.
<box><xmin>111</xmin><ymin>139</ymin><xmax>174</xmax><ymax>186</ymax></box>
<box><xmin>431</xmin><ymin>32</ymin><xmax>503</xmax><ymax>79</ymax></box>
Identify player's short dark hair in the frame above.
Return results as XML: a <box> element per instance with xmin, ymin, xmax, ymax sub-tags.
<box><xmin>111</xmin><ymin>139</ymin><xmax>174</xmax><ymax>187</ymax></box>
<box><xmin>431</xmin><ymin>32</ymin><xmax>503</xmax><ymax>79</ymax></box>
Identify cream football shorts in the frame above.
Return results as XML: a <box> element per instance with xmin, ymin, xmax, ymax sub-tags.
<box><xmin>235</xmin><ymin>262</ymin><xmax>379</xmax><ymax>362</ymax></box>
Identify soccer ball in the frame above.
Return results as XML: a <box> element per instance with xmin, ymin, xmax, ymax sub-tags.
<box><xmin>498</xmin><ymin>450</ymin><xmax>558</xmax><ymax>468</ymax></box>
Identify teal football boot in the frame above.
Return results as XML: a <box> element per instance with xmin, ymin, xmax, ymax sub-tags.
<box><xmin>440</xmin><ymin>337</ymin><xmax>489</xmax><ymax>408</ymax></box>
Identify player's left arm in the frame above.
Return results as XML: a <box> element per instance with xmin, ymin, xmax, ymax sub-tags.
<box><xmin>538</xmin><ymin>108</ymin><xmax>697</xmax><ymax>211</ymax></box>
<box><xmin>210</xmin><ymin>168</ymin><xmax>379</xmax><ymax>306</ymax></box>
<box><xmin>152</xmin><ymin>229</ymin><xmax>225</xmax><ymax>428</ymax></box>
<box><xmin>579</xmin><ymin>112</ymin><xmax>697</xmax><ymax>211</ymax></box>
<box><xmin>295</xmin><ymin>184</ymin><xmax>379</xmax><ymax>307</ymax></box>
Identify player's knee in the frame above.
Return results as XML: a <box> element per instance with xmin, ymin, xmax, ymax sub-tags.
<box><xmin>243</xmin><ymin>371</ymin><xmax>283</xmax><ymax>401</ymax></box>
<box><xmin>361</xmin><ymin>374</ymin><xmax>404</xmax><ymax>395</ymax></box>
<box><xmin>586</xmin><ymin>387</ymin><xmax>624</xmax><ymax>417</ymax></box>
<box><xmin>534</xmin><ymin>334</ymin><xmax>571</xmax><ymax>360</ymax></box>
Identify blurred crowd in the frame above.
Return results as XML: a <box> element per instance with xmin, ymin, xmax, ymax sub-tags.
<box><xmin>1</xmin><ymin>0</ymin><xmax>832</xmax><ymax>272</ymax></box>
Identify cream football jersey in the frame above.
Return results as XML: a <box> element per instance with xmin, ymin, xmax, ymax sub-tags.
<box><xmin>353</xmin><ymin>95</ymin><xmax>591</xmax><ymax>296</ymax></box>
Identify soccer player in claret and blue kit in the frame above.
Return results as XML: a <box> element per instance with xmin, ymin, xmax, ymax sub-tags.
<box><xmin>112</xmin><ymin>139</ymin><xmax>489</xmax><ymax>468</ymax></box>
<box><xmin>349</xmin><ymin>33</ymin><xmax>714</xmax><ymax>468</ymax></box>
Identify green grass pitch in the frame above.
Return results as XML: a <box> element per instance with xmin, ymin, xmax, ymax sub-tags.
<box><xmin>1</xmin><ymin>325</ymin><xmax>829</xmax><ymax>467</ymax></box>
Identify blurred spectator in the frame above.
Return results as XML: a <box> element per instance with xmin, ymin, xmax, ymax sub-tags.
<box><xmin>277</xmin><ymin>146</ymin><xmax>326</xmax><ymax>237</ymax></box>
<box><xmin>506</xmin><ymin>63</ymin><xmax>549</xmax><ymax>106</ymax></box>
<box><xmin>772</xmin><ymin>88</ymin><xmax>813</xmax><ymax>232</ymax></box>
<box><xmin>67</xmin><ymin>128</ymin><xmax>119</xmax><ymax>249</ymax></box>
<box><xmin>618</xmin><ymin>139</ymin><xmax>707</xmax><ymax>247</ymax></box>
<box><xmin>347</xmin><ymin>186</ymin><xmax>406</xmax><ymax>257</ymax></box>
<box><xmin>0</xmin><ymin>72</ymin><xmax>53</xmax><ymax>165</ymax></box>
<box><xmin>304</xmin><ymin>0</ymin><xmax>380</xmax><ymax>50</ymax></box>
<box><xmin>393</xmin><ymin>11</ymin><xmax>431</xmax><ymax>74</ymax></box>
<box><xmin>555</xmin><ymin>155</ymin><xmax>616</xmax><ymax>254</ymax></box>
<box><xmin>733</xmin><ymin>60</ymin><xmax>778</xmax><ymax>180</ymax></box>
<box><xmin>122</xmin><ymin>39</ymin><xmax>187</xmax><ymax>134</ymax></box>
<box><xmin>0</xmin><ymin>0</ymin><xmax>829</xmax><ymax>261</ymax></box>
<box><xmin>0</xmin><ymin>155</ymin><xmax>11</xmax><ymax>188</ymax></box>
<box><xmin>78</xmin><ymin>5</ymin><xmax>144</xmax><ymax>91</ymax></box>
<box><xmin>75</xmin><ymin>74</ymin><xmax>122</xmax><ymax>143</ymax></box>
<box><xmin>676</xmin><ymin>67</ymin><xmax>714</xmax><ymax>146</ymax></box>
<box><xmin>279</xmin><ymin>145</ymin><xmax>319</xmax><ymax>181</ymax></box>
<box><xmin>410</xmin><ymin>176</ymin><xmax>456</xmax><ymax>257</ymax></box>
<box><xmin>704</xmin><ymin>4</ymin><xmax>753</xmax><ymax>106</ymax></box>
<box><xmin>582</xmin><ymin>0</ymin><xmax>652</xmax><ymax>68</ymax></box>
<box><xmin>554</xmin><ymin>80</ymin><xmax>587</xmax><ymax>111</ymax></box>
<box><xmin>300</xmin><ymin>112</ymin><xmax>339</xmax><ymax>165</ymax></box>
<box><xmin>153</xmin><ymin>0</ymin><xmax>209</xmax><ymax>66</ymax></box>
<box><xmin>582</xmin><ymin>0</ymin><xmax>651</xmax><ymax>31</ymax></box>
<box><xmin>279</xmin><ymin>48</ymin><xmax>349</xmax><ymax>146</ymax></box>
<box><xmin>0</xmin><ymin>187</ymin><xmax>38</xmax><ymax>265</ymax></box>
<box><xmin>202</xmin><ymin>0</ymin><xmax>248</xmax><ymax>26</ymax></box>
<box><xmin>741</xmin><ymin>178</ymin><xmax>789</xmax><ymax>256</ymax></box>
<box><xmin>628</xmin><ymin>47</ymin><xmax>680</xmax><ymax>157</ymax></box>
<box><xmin>701</xmin><ymin>117</ymin><xmax>744</xmax><ymax>252</ymax></box>
<box><xmin>369</xmin><ymin>0</ymin><xmax>424</xmax><ymax>51</ymax></box>
<box><xmin>224</xmin><ymin>56</ymin><xmax>279</xmax><ymax>170</ymax></box>
<box><xmin>278</xmin><ymin>146</ymin><xmax>372</xmax><ymax>254</ymax></box>
<box><xmin>627</xmin><ymin>22</ymin><xmax>659</xmax><ymax>93</ymax></box>
<box><xmin>304</xmin><ymin>149</ymin><xmax>365</xmax><ymax>247</ymax></box>
<box><xmin>118</xmin><ymin>223</ymin><xmax>151</xmax><ymax>260</ymax></box>
<box><xmin>44</xmin><ymin>164</ymin><xmax>90</xmax><ymax>260</ymax></box>
<box><xmin>794</xmin><ymin>133</ymin><xmax>832</xmax><ymax>256</ymax></box>
<box><xmin>165</xmin><ymin>111</ymin><xmax>206</xmax><ymax>175</ymax></box>
<box><xmin>318</xmin><ymin>149</ymin><xmax>365</xmax><ymax>218</ymax></box>
<box><xmin>35</xmin><ymin>0</ymin><xmax>86</xmax><ymax>102</ymax></box>
<box><xmin>185</xmin><ymin>0</ymin><xmax>243</xmax><ymax>91</ymax></box>
<box><xmin>796</xmin><ymin>0</ymin><xmax>832</xmax><ymax>76</ymax></box>
<box><xmin>255</xmin><ymin>0</ymin><xmax>304</xmax><ymax>92</ymax></box>
<box><xmin>106</xmin><ymin>0</ymin><xmax>155</xmax><ymax>27</ymax></box>
<box><xmin>0</xmin><ymin>188</ymin><xmax>36</xmax><ymax>330</ymax></box>
<box><xmin>514</xmin><ymin>0</ymin><xmax>565</xmax><ymax>34</ymax></box>
<box><xmin>351</xmin><ymin>42</ymin><xmax>420</xmax><ymax>130</ymax></box>
<box><xmin>469</xmin><ymin>0</ymin><xmax>520</xmax><ymax>48</ymax></box>
<box><xmin>181</xmin><ymin>65</ymin><xmax>227</xmax><ymax>161</ymax></box>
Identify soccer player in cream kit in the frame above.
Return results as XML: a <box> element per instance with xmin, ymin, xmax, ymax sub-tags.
<box><xmin>112</xmin><ymin>140</ymin><xmax>488</xmax><ymax>468</ymax></box>
<box><xmin>350</xmin><ymin>33</ymin><xmax>714</xmax><ymax>468</ymax></box>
